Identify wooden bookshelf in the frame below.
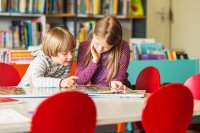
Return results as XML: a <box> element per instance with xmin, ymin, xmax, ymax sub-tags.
<box><xmin>0</xmin><ymin>0</ymin><xmax>146</xmax><ymax>50</ymax></box>
<box><xmin>45</xmin><ymin>13</ymin><xmax>76</xmax><ymax>18</ymax></box>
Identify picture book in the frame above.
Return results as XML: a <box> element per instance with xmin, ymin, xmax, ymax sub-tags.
<box><xmin>74</xmin><ymin>85</ymin><xmax>146</xmax><ymax>98</ymax></box>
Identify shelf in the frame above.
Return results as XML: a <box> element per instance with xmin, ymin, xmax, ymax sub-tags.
<box><xmin>0</xmin><ymin>12</ymin><xmax>43</xmax><ymax>17</ymax></box>
<box><xmin>10</xmin><ymin>13</ymin><xmax>43</xmax><ymax>17</ymax></box>
<box><xmin>0</xmin><ymin>12</ymin><xmax>10</xmax><ymax>16</ymax></box>
<box><xmin>45</xmin><ymin>13</ymin><xmax>75</xmax><ymax>17</ymax></box>
<box><xmin>77</xmin><ymin>14</ymin><xmax>145</xmax><ymax>19</ymax></box>
<box><xmin>128</xmin><ymin>59</ymin><xmax>199</xmax><ymax>85</ymax></box>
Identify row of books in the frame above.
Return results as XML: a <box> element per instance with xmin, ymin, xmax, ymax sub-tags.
<box><xmin>129</xmin><ymin>38</ymin><xmax>188</xmax><ymax>60</ymax></box>
<box><xmin>0</xmin><ymin>20</ymin><xmax>42</xmax><ymax>49</ymax></box>
<box><xmin>46</xmin><ymin>20</ymin><xmax>96</xmax><ymax>42</ymax></box>
<box><xmin>0</xmin><ymin>49</ymin><xmax>34</xmax><ymax>64</ymax></box>
<box><xmin>77</xmin><ymin>0</ymin><xmax>144</xmax><ymax>16</ymax></box>
<box><xmin>0</xmin><ymin>0</ymin><xmax>45</xmax><ymax>13</ymax></box>
<box><xmin>46</xmin><ymin>0</ymin><xmax>74</xmax><ymax>14</ymax></box>
<box><xmin>0</xmin><ymin>0</ymin><xmax>144</xmax><ymax>16</ymax></box>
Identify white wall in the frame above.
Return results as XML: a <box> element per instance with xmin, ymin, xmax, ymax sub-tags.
<box><xmin>147</xmin><ymin>0</ymin><xmax>200</xmax><ymax>60</ymax></box>
<box><xmin>171</xmin><ymin>0</ymin><xmax>200</xmax><ymax>59</ymax></box>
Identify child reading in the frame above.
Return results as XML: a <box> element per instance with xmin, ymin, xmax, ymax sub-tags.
<box><xmin>18</xmin><ymin>27</ymin><xmax>78</xmax><ymax>88</ymax></box>
<box><xmin>76</xmin><ymin>16</ymin><xmax>131</xmax><ymax>90</ymax></box>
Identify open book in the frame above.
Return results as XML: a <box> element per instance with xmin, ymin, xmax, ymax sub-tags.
<box><xmin>75</xmin><ymin>85</ymin><xmax>146</xmax><ymax>98</ymax></box>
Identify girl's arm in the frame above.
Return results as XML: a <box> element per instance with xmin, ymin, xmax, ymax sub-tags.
<box><xmin>75</xmin><ymin>41</ymin><xmax>99</xmax><ymax>85</ymax></box>
<box><xmin>112</xmin><ymin>41</ymin><xmax>130</xmax><ymax>83</ymax></box>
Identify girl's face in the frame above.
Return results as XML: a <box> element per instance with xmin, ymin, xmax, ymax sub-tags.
<box><xmin>52</xmin><ymin>49</ymin><xmax>75</xmax><ymax>66</ymax></box>
<box><xmin>91</xmin><ymin>35</ymin><xmax>113</xmax><ymax>53</ymax></box>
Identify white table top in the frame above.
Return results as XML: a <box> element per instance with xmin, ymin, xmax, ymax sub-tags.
<box><xmin>0</xmin><ymin>96</ymin><xmax>200</xmax><ymax>133</ymax></box>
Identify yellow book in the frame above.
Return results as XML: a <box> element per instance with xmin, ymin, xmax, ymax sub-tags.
<box><xmin>130</xmin><ymin>0</ymin><xmax>144</xmax><ymax>16</ymax></box>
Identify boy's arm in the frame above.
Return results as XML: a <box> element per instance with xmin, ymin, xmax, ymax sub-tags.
<box><xmin>60</xmin><ymin>63</ymin><xmax>72</xmax><ymax>79</ymax></box>
<box><xmin>75</xmin><ymin>41</ymin><xmax>99</xmax><ymax>85</ymax></box>
<box><xmin>30</xmin><ymin>57</ymin><xmax>61</xmax><ymax>87</ymax></box>
<box><xmin>112</xmin><ymin>41</ymin><xmax>130</xmax><ymax>83</ymax></box>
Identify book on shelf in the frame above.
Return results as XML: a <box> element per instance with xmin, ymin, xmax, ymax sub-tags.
<box><xmin>166</xmin><ymin>49</ymin><xmax>188</xmax><ymax>60</ymax></box>
<box><xmin>141</xmin><ymin>54</ymin><xmax>165</xmax><ymax>60</ymax></box>
<box><xmin>5</xmin><ymin>49</ymin><xmax>35</xmax><ymax>64</ymax></box>
<box><xmin>77</xmin><ymin>0</ymin><xmax>139</xmax><ymax>16</ymax></box>
<box><xmin>129</xmin><ymin>38</ymin><xmax>166</xmax><ymax>60</ymax></box>
<box><xmin>130</xmin><ymin>0</ymin><xmax>144</xmax><ymax>16</ymax></box>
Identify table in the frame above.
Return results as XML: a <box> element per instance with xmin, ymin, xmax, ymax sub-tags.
<box><xmin>0</xmin><ymin>96</ymin><xmax>200</xmax><ymax>133</ymax></box>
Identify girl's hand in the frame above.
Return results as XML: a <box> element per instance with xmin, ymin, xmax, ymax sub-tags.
<box><xmin>91</xmin><ymin>43</ymin><xmax>101</xmax><ymax>64</ymax></box>
<box><xmin>110</xmin><ymin>81</ymin><xmax>131</xmax><ymax>93</ymax></box>
<box><xmin>60</xmin><ymin>76</ymin><xmax>78</xmax><ymax>88</ymax></box>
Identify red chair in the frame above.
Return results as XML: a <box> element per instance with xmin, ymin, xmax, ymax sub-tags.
<box><xmin>0</xmin><ymin>62</ymin><xmax>21</xmax><ymax>86</ymax></box>
<box><xmin>184</xmin><ymin>74</ymin><xmax>200</xmax><ymax>100</ymax></box>
<box><xmin>184</xmin><ymin>74</ymin><xmax>200</xmax><ymax>132</ymax></box>
<box><xmin>134</xmin><ymin>66</ymin><xmax>161</xmax><ymax>130</ymax></box>
<box><xmin>31</xmin><ymin>91</ymin><xmax>96</xmax><ymax>133</ymax></box>
<box><xmin>135</xmin><ymin>66</ymin><xmax>160</xmax><ymax>93</ymax></box>
<box><xmin>142</xmin><ymin>83</ymin><xmax>194</xmax><ymax>133</ymax></box>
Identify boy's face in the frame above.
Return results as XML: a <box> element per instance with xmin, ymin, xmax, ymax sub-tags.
<box><xmin>52</xmin><ymin>49</ymin><xmax>75</xmax><ymax>66</ymax></box>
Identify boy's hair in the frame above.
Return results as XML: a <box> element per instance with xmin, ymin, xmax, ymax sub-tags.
<box><xmin>41</xmin><ymin>27</ymin><xmax>76</xmax><ymax>57</ymax></box>
<box><xmin>84</xmin><ymin>16</ymin><xmax>123</xmax><ymax>81</ymax></box>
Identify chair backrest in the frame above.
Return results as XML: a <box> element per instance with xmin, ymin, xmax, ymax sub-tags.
<box><xmin>184</xmin><ymin>73</ymin><xmax>200</xmax><ymax>100</ymax></box>
<box><xmin>31</xmin><ymin>91</ymin><xmax>96</xmax><ymax>133</ymax></box>
<box><xmin>135</xmin><ymin>66</ymin><xmax>160</xmax><ymax>93</ymax></box>
<box><xmin>142</xmin><ymin>83</ymin><xmax>194</xmax><ymax>133</ymax></box>
<box><xmin>0</xmin><ymin>62</ymin><xmax>21</xmax><ymax>86</ymax></box>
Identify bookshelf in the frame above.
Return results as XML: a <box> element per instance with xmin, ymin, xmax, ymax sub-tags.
<box><xmin>128</xmin><ymin>59</ymin><xmax>199</xmax><ymax>85</ymax></box>
<box><xmin>0</xmin><ymin>0</ymin><xmax>146</xmax><ymax>49</ymax></box>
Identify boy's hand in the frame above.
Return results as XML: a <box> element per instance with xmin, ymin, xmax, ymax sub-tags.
<box><xmin>60</xmin><ymin>76</ymin><xmax>78</xmax><ymax>88</ymax></box>
<box><xmin>91</xmin><ymin>43</ymin><xmax>101</xmax><ymax>64</ymax></box>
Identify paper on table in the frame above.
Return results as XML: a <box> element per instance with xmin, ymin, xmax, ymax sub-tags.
<box><xmin>0</xmin><ymin>109</ymin><xmax>30</xmax><ymax>124</ymax></box>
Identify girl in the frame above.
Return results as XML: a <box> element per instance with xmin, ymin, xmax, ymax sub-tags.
<box><xmin>18</xmin><ymin>27</ymin><xmax>78</xmax><ymax>88</ymax></box>
<box><xmin>76</xmin><ymin>16</ymin><xmax>131</xmax><ymax>90</ymax></box>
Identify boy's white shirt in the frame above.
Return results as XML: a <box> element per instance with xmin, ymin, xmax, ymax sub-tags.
<box><xmin>18</xmin><ymin>50</ymin><xmax>72</xmax><ymax>88</ymax></box>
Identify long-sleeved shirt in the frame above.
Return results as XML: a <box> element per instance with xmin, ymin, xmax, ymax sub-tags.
<box><xmin>18</xmin><ymin>50</ymin><xmax>72</xmax><ymax>88</ymax></box>
<box><xmin>76</xmin><ymin>40</ymin><xmax>130</xmax><ymax>86</ymax></box>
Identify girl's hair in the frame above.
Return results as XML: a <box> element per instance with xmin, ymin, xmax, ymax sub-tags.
<box><xmin>41</xmin><ymin>27</ymin><xmax>76</xmax><ymax>57</ymax></box>
<box><xmin>84</xmin><ymin>16</ymin><xmax>123</xmax><ymax>80</ymax></box>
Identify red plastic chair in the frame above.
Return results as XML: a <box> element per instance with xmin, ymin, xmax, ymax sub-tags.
<box><xmin>0</xmin><ymin>62</ymin><xmax>21</xmax><ymax>86</ymax></box>
<box><xmin>135</xmin><ymin>66</ymin><xmax>160</xmax><ymax>93</ymax></box>
<box><xmin>134</xmin><ymin>66</ymin><xmax>161</xmax><ymax>130</ymax></box>
<box><xmin>31</xmin><ymin>91</ymin><xmax>96</xmax><ymax>133</ymax></box>
<box><xmin>142</xmin><ymin>83</ymin><xmax>194</xmax><ymax>133</ymax></box>
<box><xmin>184</xmin><ymin>74</ymin><xmax>200</xmax><ymax>100</ymax></box>
<box><xmin>184</xmin><ymin>74</ymin><xmax>200</xmax><ymax>132</ymax></box>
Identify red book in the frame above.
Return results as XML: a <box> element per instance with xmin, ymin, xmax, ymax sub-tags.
<box><xmin>0</xmin><ymin>97</ymin><xmax>22</xmax><ymax>104</ymax></box>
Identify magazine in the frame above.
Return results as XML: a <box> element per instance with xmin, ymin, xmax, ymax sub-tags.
<box><xmin>0</xmin><ymin>86</ymin><xmax>60</xmax><ymax>98</ymax></box>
